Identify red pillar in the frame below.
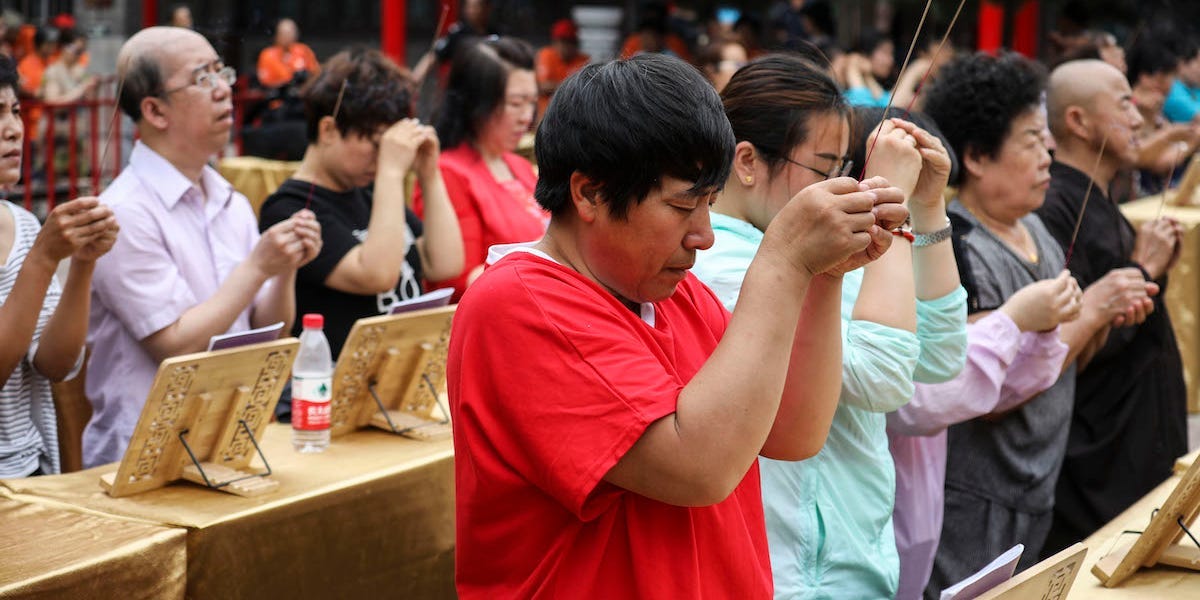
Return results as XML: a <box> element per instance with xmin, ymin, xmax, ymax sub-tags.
<box><xmin>143</xmin><ymin>0</ymin><xmax>158</xmax><ymax>29</ymax></box>
<box><xmin>442</xmin><ymin>0</ymin><xmax>458</xmax><ymax>36</ymax></box>
<box><xmin>977</xmin><ymin>0</ymin><xmax>1004</xmax><ymax>55</ymax></box>
<box><xmin>1012</xmin><ymin>0</ymin><xmax>1040</xmax><ymax>58</ymax></box>
<box><xmin>381</xmin><ymin>0</ymin><xmax>406</xmax><ymax>65</ymax></box>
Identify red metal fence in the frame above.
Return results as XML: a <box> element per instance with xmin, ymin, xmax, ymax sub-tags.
<box><xmin>16</xmin><ymin>75</ymin><xmax>261</xmax><ymax>214</ymax></box>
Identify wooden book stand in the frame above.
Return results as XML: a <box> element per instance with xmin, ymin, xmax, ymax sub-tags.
<box><xmin>1092</xmin><ymin>458</ymin><xmax>1200</xmax><ymax>587</ymax></box>
<box><xmin>329</xmin><ymin>305</ymin><xmax>455</xmax><ymax>441</ymax></box>
<box><xmin>975</xmin><ymin>544</ymin><xmax>1087</xmax><ymax>600</ymax></box>
<box><xmin>100</xmin><ymin>339</ymin><xmax>298</xmax><ymax>498</ymax></box>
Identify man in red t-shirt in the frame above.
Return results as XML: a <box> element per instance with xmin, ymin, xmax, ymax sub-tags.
<box><xmin>448</xmin><ymin>53</ymin><xmax>909</xmax><ymax>598</ymax></box>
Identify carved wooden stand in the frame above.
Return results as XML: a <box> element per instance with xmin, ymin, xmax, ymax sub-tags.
<box><xmin>329</xmin><ymin>306</ymin><xmax>455</xmax><ymax>441</ymax></box>
<box><xmin>100</xmin><ymin>339</ymin><xmax>297</xmax><ymax>498</ymax></box>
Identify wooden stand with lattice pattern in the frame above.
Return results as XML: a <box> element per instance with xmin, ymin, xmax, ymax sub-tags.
<box><xmin>974</xmin><ymin>543</ymin><xmax>1087</xmax><ymax>599</ymax></box>
<box><xmin>99</xmin><ymin>339</ymin><xmax>298</xmax><ymax>498</ymax></box>
<box><xmin>329</xmin><ymin>306</ymin><xmax>454</xmax><ymax>440</ymax></box>
<box><xmin>1092</xmin><ymin>458</ymin><xmax>1200</xmax><ymax>587</ymax></box>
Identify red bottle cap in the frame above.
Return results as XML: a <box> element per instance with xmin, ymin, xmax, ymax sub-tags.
<box><xmin>302</xmin><ymin>313</ymin><xmax>324</xmax><ymax>329</ymax></box>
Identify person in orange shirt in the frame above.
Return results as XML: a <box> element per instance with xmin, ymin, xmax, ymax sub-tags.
<box><xmin>256</xmin><ymin>18</ymin><xmax>320</xmax><ymax>89</ymax></box>
<box><xmin>535</xmin><ymin>19</ymin><xmax>588</xmax><ymax>117</ymax></box>
<box><xmin>17</xmin><ymin>27</ymin><xmax>57</xmax><ymax>100</ymax></box>
<box><xmin>17</xmin><ymin>27</ymin><xmax>57</xmax><ymax>132</ymax></box>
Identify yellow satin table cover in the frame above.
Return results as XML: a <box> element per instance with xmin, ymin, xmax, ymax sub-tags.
<box><xmin>216</xmin><ymin>156</ymin><xmax>300</xmax><ymax>217</ymax></box>
<box><xmin>2</xmin><ymin>425</ymin><xmax>455</xmax><ymax>599</ymax></box>
<box><xmin>0</xmin><ymin>494</ymin><xmax>186</xmax><ymax>599</ymax></box>
<box><xmin>1120</xmin><ymin>195</ymin><xmax>1200</xmax><ymax>413</ymax></box>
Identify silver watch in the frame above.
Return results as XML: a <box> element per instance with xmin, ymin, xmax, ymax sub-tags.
<box><xmin>912</xmin><ymin>219</ymin><xmax>952</xmax><ymax>247</ymax></box>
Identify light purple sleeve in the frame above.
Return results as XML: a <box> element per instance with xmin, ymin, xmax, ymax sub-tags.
<box><xmin>90</xmin><ymin>202</ymin><xmax>198</xmax><ymax>341</ymax></box>
<box><xmin>887</xmin><ymin>311</ymin><xmax>1066</xmax><ymax>437</ymax></box>
<box><xmin>995</xmin><ymin>329</ymin><xmax>1069</xmax><ymax>413</ymax></box>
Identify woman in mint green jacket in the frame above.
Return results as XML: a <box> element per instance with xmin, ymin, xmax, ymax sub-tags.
<box><xmin>692</xmin><ymin>54</ymin><xmax>967</xmax><ymax>598</ymax></box>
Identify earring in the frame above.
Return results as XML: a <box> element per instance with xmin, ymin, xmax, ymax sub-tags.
<box><xmin>745</xmin><ymin>176</ymin><xmax>753</xmax><ymax>184</ymax></box>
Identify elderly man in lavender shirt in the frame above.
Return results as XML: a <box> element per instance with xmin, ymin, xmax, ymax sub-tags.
<box><xmin>82</xmin><ymin>27</ymin><xmax>322</xmax><ymax>467</ymax></box>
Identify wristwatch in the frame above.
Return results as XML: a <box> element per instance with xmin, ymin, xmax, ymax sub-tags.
<box><xmin>912</xmin><ymin>218</ymin><xmax>952</xmax><ymax>247</ymax></box>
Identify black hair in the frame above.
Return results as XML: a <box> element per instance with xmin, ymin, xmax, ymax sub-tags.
<box><xmin>853</xmin><ymin>29</ymin><xmax>891</xmax><ymax>56</ymax></box>
<box><xmin>58</xmin><ymin>28</ymin><xmax>84</xmax><ymax>47</ymax></box>
<box><xmin>721</xmin><ymin>53</ymin><xmax>851</xmax><ymax>177</ymax></box>
<box><xmin>301</xmin><ymin>47</ymin><xmax>412</xmax><ymax>143</ymax></box>
<box><xmin>435</xmin><ymin>36</ymin><xmax>534</xmax><ymax>149</ymax></box>
<box><xmin>923</xmin><ymin>51</ymin><xmax>1046</xmax><ymax>185</ymax></box>
<box><xmin>33</xmin><ymin>27</ymin><xmax>58</xmax><ymax>49</ymax></box>
<box><xmin>0</xmin><ymin>54</ymin><xmax>17</xmax><ymax>96</ymax></box>
<box><xmin>535</xmin><ymin>54</ymin><xmax>734</xmax><ymax>219</ymax></box>
<box><xmin>847</xmin><ymin>106</ymin><xmax>959</xmax><ymax>186</ymax></box>
<box><xmin>1126</xmin><ymin>36</ymin><xmax>1181</xmax><ymax>84</ymax></box>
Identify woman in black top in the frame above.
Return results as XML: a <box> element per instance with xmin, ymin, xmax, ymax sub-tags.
<box><xmin>260</xmin><ymin>48</ymin><xmax>463</xmax><ymax>357</ymax></box>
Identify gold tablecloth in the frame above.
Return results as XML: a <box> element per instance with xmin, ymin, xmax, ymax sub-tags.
<box><xmin>1121</xmin><ymin>195</ymin><xmax>1200</xmax><ymax>412</ymax></box>
<box><xmin>217</xmin><ymin>156</ymin><xmax>300</xmax><ymax>216</ymax></box>
<box><xmin>0</xmin><ymin>494</ymin><xmax>186</xmax><ymax>599</ymax></box>
<box><xmin>1069</xmin><ymin>473</ymin><xmax>1200</xmax><ymax>597</ymax></box>
<box><xmin>2</xmin><ymin>425</ymin><xmax>455</xmax><ymax>599</ymax></box>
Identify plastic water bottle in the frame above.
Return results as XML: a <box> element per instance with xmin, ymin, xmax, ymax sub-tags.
<box><xmin>292</xmin><ymin>313</ymin><xmax>333</xmax><ymax>453</ymax></box>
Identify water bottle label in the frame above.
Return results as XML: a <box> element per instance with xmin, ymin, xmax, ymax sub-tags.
<box><xmin>293</xmin><ymin>376</ymin><xmax>332</xmax><ymax>431</ymax></box>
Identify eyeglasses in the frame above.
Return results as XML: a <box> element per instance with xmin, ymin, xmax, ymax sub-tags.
<box><xmin>160</xmin><ymin>65</ymin><xmax>236</xmax><ymax>96</ymax></box>
<box><xmin>777</xmin><ymin>153</ymin><xmax>854</xmax><ymax>181</ymax></box>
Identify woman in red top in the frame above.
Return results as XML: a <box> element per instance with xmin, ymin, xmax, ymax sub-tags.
<box><xmin>422</xmin><ymin>36</ymin><xmax>545</xmax><ymax>301</ymax></box>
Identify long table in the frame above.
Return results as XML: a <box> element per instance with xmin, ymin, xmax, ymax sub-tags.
<box><xmin>1</xmin><ymin>425</ymin><xmax>455</xmax><ymax>599</ymax></box>
<box><xmin>0</xmin><ymin>494</ymin><xmax>187</xmax><ymax>599</ymax></box>
<box><xmin>1067</xmin><ymin>473</ymin><xmax>1200</xmax><ymax>597</ymax></box>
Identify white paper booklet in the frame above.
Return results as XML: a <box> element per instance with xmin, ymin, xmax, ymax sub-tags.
<box><xmin>940</xmin><ymin>544</ymin><xmax>1024</xmax><ymax>600</ymax></box>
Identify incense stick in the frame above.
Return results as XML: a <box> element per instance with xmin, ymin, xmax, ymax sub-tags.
<box><xmin>861</xmin><ymin>0</ymin><xmax>968</xmax><ymax>179</ymax></box>
<box><xmin>860</xmin><ymin>0</ymin><xmax>933</xmax><ymax>177</ymax></box>
<box><xmin>1156</xmin><ymin>144</ymin><xmax>1184</xmax><ymax>220</ymax></box>
<box><xmin>97</xmin><ymin>76</ymin><xmax>126</xmax><ymax>188</ymax></box>
<box><xmin>1064</xmin><ymin>133</ymin><xmax>1111</xmax><ymax>268</ymax></box>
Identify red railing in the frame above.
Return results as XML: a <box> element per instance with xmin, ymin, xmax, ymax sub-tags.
<box><xmin>17</xmin><ymin>75</ymin><xmax>263</xmax><ymax>213</ymax></box>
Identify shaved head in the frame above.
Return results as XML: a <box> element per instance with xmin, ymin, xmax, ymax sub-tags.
<box><xmin>1046</xmin><ymin>58</ymin><xmax>1144</xmax><ymax>171</ymax></box>
<box><xmin>275</xmin><ymin>18</ymin><xmax>298</xmax><ymax>46</ymax></box>
<box><xmin>1046</xmin><ymin>59</ymin><xmax>1127</xmax><ymax>140</ymax></box>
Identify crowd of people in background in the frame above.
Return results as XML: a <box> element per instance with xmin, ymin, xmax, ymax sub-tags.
<box><xmin>2</xmin><ymin>0</ymin><xmax>1200</xmax><ymax>598</ymax></box>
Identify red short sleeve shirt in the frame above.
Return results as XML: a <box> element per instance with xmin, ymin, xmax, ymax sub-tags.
<box><xmin>448</xmin><ymin>252</ymin><xmax>771</xmax><ymax>599</ymax></box>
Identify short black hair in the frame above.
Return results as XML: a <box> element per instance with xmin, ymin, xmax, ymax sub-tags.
<box><xmin>923</xmin><ymin>51</ymin><xmax>1046</xmax><ymax>185</ymax></box>
<box><xmin>301</xmin><ymin>47</ymin><xmax>411</xmax><ymax>143</ymax></box>
<box><xmin>535</xmin><ymin>54</ymin><xmax>735</xmax><ymax>220</ymax></box>
<box><xmin>848</xmin><ymin>106</ymin><xmax>959</xmax><ymax>186</ymax></box>
<box><xmin>1126</xmin><ymin>37</ymin><xmax>1181</xmax><ymax>84</ymax></box>
<box><xmin>0</xmin><ymin>54</ymin><xmax>17</xmax><ymax>97</ymax></box>
<box><xmin>435</xmin><ymin>36</ymin><xmax>534</xmax><ymax>149</ymax></box>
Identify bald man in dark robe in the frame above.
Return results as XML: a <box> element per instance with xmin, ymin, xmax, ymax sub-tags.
<box><xmin>1035</xmin><ymin>59</ymin><xmax>1187</xmax><ymax>556</ymax></box>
